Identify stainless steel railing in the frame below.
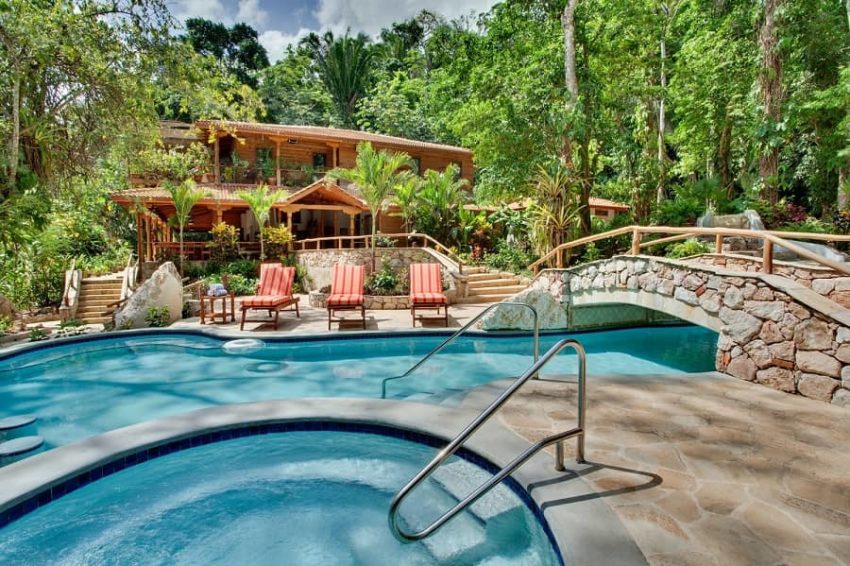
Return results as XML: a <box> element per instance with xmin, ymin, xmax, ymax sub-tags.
<box><xmin>380</xmin><ymin>302</ymin><xmax>540</xmax><ymax>399</ymax></box>
<box><xmin>388</xmin><ymin>338</ymin><xmax>587</xmax><ymax>542</ymax></box>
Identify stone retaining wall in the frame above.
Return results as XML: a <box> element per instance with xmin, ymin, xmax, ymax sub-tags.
<box><xmin>295</xmin><ymin>247</ymin><xmax>456</xmax><ymax>297</ymax></box>
<box><xmin>489</xmin><ymin>256</ymin><xmax>850</xmax><ymax>407</ymax></box>
<box><xmin>687</xmin><ymin>254</ymin><xmax>850</xmax><ymax>308</ymax></box>
<box><xmin>308</xmin><ymin>292</ymin><xmax>411</xmax><ymax>310</ymax></box>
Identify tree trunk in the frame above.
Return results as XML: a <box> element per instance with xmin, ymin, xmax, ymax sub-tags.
<box><xmin>579</xmin><ymin>139</ymin><xmax>592</xmax><ymax>236</ymax></box>
<box><xmin>840</xmin><ymin>168</ymin><xmax>849</xmax><ymax>211</ymax></box>
<box><xmin>179</xmin><ymin>225</ymin><xmax>185</xmax><ymax>276</ymax></box>
<box><xmin>718</xmin><ymin>119</ymin><xmax>733</xmax><ymax>197</ymax></box>
<box><xmin>8</xmin><ymin>73</ymin><xmax>20</xmax><ymax>189</ymax></box>
<box><xmin>561</xmin><ymin>0</ymin><xmax>580</xmax><ymax>167</ymax></box>
<box><xmin>758</xmin><ymin>0</ymin><xmax>784</xmax><ymax>204</ymax></box>
<box><xmin>370</xmin><ymin>213</ymin><xmax>377</xmax><ymax>272</ymax></box>
<box><xmin>656</xmin><ymin>35</ymin><xmax>668</xmax><ymax>204</ymax></box>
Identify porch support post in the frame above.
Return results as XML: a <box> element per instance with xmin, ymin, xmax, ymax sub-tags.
<box><xmin>136</xmin><ymin>213</ymin><xmax>144</xmax><ymax>261</ymax></box>
<box><xmin>214</xmin><ymin>136</ymin><xmax>220</xmax><ymax>183</ymax></box>
<box><xmin>275</xmin><ymin>140</ymin><xmax>281</xmax><ymax>187</ymax></box>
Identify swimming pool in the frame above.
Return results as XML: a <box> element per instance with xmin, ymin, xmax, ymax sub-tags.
<box><xmin>0</xmin><ymin>326</ymin><xmax>717</xmax><ymax>452</ymax></box>
<box><xmin>0</xmin><ymin>427</ymin><xmax>562</xmax><ymax>565</ymax></box>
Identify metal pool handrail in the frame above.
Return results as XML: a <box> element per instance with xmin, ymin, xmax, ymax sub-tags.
<box><xmin>380</xmin><ymin>302</ymin><xmax>539</xmax><ymax>399</ymax></box>
<box><xmin>388</xmin><ymin>338</ymin><xmax>587</xmax><ymax>542</ymax></box>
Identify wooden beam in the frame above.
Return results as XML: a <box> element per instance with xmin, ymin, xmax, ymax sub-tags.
<box><xmin>275</xmin><ymin>140</ymin><xmax>281</xmax><ymax>187</ymax></box>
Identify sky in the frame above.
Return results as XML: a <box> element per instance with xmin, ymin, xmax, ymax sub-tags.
<box><xmin>168</xmin><ymin>0</ymin><xmax>500</xmax><ymax>62</ymax></box>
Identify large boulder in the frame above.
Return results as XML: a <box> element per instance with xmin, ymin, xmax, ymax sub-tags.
<box><xmin>479</xmin><ymin>288</ymin><xmax>567</xmax><ymax>331</ymax></box>
<box><xmin>0</xmin><ymin>294</ymin><xmax>14</xmax><ymax>320</ymax></box>
<box><xmin>114</xmin><ymin>262</ymin><xmax>183</xmax><ymax>329</ymax></box>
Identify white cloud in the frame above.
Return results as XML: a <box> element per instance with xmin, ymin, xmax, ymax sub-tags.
<box><xmin>259</xmin><ymin>28</ymin><xmax>312</xmax><ymax>61</ymax></box>
<box><xmin>314</xmin><ymin>0</ymin><xmax>498</xmax><ymax>36</ymax></box>
<box><xmin>236</xmin><ymin>0</ymin><xmax>268</xmax><ymax>28</ymax></box>
<box><xmin>169</xmin><ymin>0</ymin><xmax>228</xmax><ymax>24</ymax></box>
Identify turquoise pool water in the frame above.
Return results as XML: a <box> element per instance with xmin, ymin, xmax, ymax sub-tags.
<box><xmin>0</xmin><ymin>326</ymin><xmax>716</xmax><ymax>451</ymax></box>
<box><xmin>0</xmin><ymin>430</ymin><xmax>561</xmax><ymax>565</ymax></box>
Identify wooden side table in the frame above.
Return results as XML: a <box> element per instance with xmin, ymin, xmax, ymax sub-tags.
<box><xmin>200</xmin><ymin>291</ymin><xmax>235</xmax><ymax>324</ymax></box>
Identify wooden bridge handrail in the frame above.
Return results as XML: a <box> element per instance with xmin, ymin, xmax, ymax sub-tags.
<box><xmin>529</xmin><ymin>225</ymin><xmax>850</xmax><ymax>276</ymax></box>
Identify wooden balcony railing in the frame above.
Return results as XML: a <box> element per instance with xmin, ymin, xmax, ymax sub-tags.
<box><xmin>528</xmin><ymin>225</ymin><xmax>850</xmax><ymax>276</ymax></box>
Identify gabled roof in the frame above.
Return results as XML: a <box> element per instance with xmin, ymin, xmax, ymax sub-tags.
<box><xmin>110</xmin><ymin>179</ymin><xmax>368</xmax><ymax>211</ymax></box>
<box><xmin>196</xmin><ymin>120</ymin><xmax>473</xmax><ymax>156</ymax></box>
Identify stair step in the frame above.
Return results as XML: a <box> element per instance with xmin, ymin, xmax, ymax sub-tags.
<box><xmin>431</xmin><ymin>461</ymin><xmax>521</xmax><ymax>522</ymax></box>
<box><xmin>468</xmin><ymin>285</ymin><xmax>526</xmax><ymax>295</ymax></box>
<box><xmin>81</xmin><ymin>280</ymin><xmax>122</xmax><ymax>288</ymax></box>
<box><xmin>77</xmin><ymin>298</ymin><xmax>117</xmax><ymax>307</ymax></box>
<box><xmin>79</xmin><ymin>316</ymin><xmax>112</xmax><ymax>325</ymax></box>
<box><xmin>467</xmin><ymin>278</ymin><xmax>520</xmax><ymax>289</ymax></box>
<box><xmin>455</xmin><ymin>295</ymin><xmax>514</xmax><ymax>304</ymax></box>
<box><xmin>465</xmin><ymin>272</ymin><xmax>516</xmax><ymax>282</ymax></box>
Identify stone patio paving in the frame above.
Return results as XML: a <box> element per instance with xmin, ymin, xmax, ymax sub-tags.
<box><xmin>172</xmin><ymin>295</ymin><xmax>490</xmax><ymax>333</ymax></box>
<box><xmin>496</xmin><ymin>372</ymin><xmax>850</xmax><ymax>565</ymax></box>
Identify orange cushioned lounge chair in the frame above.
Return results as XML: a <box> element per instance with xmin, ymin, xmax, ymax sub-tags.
<box><xmin>240</xmin><ymin>264</ymin><xmax>299</xmax><ymax>330</ymax></box>
<box><xmin>409</xmin><ymin>263</ymin><xmax>448</xmax><ymax>327</ymax></box>
<box><xmin>327</xmin><ymin>264</ymin><xmax>365</xmax><ymax>330</ymax></box>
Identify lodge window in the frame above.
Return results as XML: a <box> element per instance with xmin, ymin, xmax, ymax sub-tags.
<box><xmin>312</xmin><ymin>153</ymin><xmax>327</xmax><ymax>169</ymax></box>
<box><xmin>411</xmin><ymin>157</ymin><xmax>421</xmax><ymax>174</ymax></box>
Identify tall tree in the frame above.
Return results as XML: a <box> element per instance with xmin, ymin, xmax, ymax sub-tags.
<box><xmin>183</xmin><ymin>19</ymin><xmax>269</xmax><ymax>88</ymax></box>
<box><xmin>303</xmin><ymin>31</ymin><xmax>374</xmax><ymax>127</ymax></box>
<box><xmin>757</xmin><ymin>0</ymin><xmax>785</xmax><ymax>204</ymax></box>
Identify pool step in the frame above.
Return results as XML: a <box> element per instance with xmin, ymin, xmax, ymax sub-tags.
<box><xmin>431</xmin><ymin>461</ymin><xmax>523</xmax><ymax>522</ymax></box>
<box><xmin>0</xmin><ymin>415</ymin><xmax>37</xmax><ymax>431</ymax></box>
<box><xmin>0</xmin><ymin>436</ymin><xmax>44</xmax><ymax>458</ymax></box>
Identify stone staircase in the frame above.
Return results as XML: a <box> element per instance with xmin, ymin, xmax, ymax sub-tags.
<box><xmin>456</xmin><ymin>267</ymin><xmax>528</xmax><ymax>304</ymax></box>
<box><xmin>74</xmin><ymin>276</ymin><xmax>123</xmax><ymax>324</ymax></box>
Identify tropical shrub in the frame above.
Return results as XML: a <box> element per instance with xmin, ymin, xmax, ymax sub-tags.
<box><xmin>651</xmin><ymin>197</ymin><xmax>704</xmax><ymax>227</ymax></box>
<box><xmin>483</xmin><ymin>241</ymin><xmax>535</xmax><ymax>275</ymax></box>
<box><xmin>207</xmin><ymin>222</ymin><xmax>240</xmax><ymax>264</ymax></box>
<box><xmin>145</xmin><ymin>306</ymin><xmax>171</xmax><ymax>327</ymax></box>
<box><xmin>262</xmin><ymin>225</ymin><xmax>294</xmax><ymax>261</ymax></box>
<box><xmin>204</xmin><ymin>273</ymin><xmax>257</xmax><ymax>296</ymax></box>
<box><xmin>666</xmin><ymin>238</ymin><xmax>712</xmax><ymax>259</ymax></box>
<box><xmin>365</xmin><ymin>260</ymin><xmax>401</xmax><ymax>295</ymax></box>
<box><xmin>224</xmin><ymin>259</ymin><xmax>260</xmax><ymax>279</ymax></box>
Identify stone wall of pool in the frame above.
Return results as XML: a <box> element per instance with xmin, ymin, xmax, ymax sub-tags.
<box><xmin>482</xmin><ymin>255</ymin><xmax>850</xmax><ymax>407</ymax></box>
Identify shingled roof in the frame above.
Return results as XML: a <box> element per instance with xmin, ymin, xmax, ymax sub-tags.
<box><xmin>196</xmin><ymin>120</ymin><xmax>473</xmax><ymax>156</ymax></box>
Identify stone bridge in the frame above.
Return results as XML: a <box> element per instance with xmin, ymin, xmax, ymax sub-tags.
<box><xmin>483</xmin><ymin>255</ymin><xmax>850</xmax><ymax>407</ymax></box>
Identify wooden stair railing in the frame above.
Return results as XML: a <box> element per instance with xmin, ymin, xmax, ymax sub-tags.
<box><xmin>528</xmin><ymin>225</ymin><xmax>850</xmax><ymax>276</ymax></box>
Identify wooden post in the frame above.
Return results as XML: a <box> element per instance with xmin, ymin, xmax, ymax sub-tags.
<box><xmin>136</xmin><ymin>214</ymin><xmax>144</xmax><ymax>261</ymax></box>
<box><xmin>762</xmin><ymin>239</ymin><xmax>774</xmax><ymax>274</ymax></box>
<box><xmin>214</xmin><ymin>137</ymin><xmax>220</xmax><ymax>183</ymax></box>
<box><xmin>715</xmin><ymin>234</ymin><xmax>723</xmax><ymax>254</ymax></box>
<box><xmin>145</xmin><ymin>215</ymin><xmax>153</xmax><ymax>261</ymax></box>
<box><xmin>630</xmin><ymin>228</ymin><xmax>642</xmax><ymax>255</ymax></box>
<box><xmin>556</xmin><ymin>248</ymin><xmax>564</xmax><ymax>268</ymax></box>
<box><xmin>286</xmin><ymin>211</ymin><xmax>292</xmax><ymax>231</ymax></box>
<box><xmin>275</xmin><ymin>140</ymin><xmax>281</xmax><ymax>187</ymax></box>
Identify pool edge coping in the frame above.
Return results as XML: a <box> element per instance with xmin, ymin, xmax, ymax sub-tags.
<box><xmin>0</xmin><ymin>399</ymin><xmax>646</xmax><ymax>566</ymax></box>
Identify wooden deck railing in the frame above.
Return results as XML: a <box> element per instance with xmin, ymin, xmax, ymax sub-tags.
<box><xmin>528</xmin><ymin>225</ymin><xmax>850</xmax><ymax>276</ymax></box>
<box><xmin>294</xmin><ymin>233</ymin><xmax>464</xmax><ymax>273</ymax></box>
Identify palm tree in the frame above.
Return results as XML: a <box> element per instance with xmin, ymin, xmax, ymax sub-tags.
<box><xmin>166</xmin><ymin>179</ymin><xmax>207</xmax><ymax>275</ymax></box>
<box><xmin>330</xmin><ymin>142</ymin><xmax>413</xmax><ymax>269</ymax></box>
<box><xmin>390</xmin><ymin>171</ymin><xmax>420</xmax><ymax>233</ymax></box>
<box><xmin>237</xmin><ymin>184</ymin><xmax>285</xmax><ymax>261</ymax></box>
<box><xmin>303</xmin><ymin>31</ymin><xmax>372</xmax><ymax>127</ymax></box>
<box><xmin>417</xmin><ymin>164</ymin><xmax>469</xmax><ymax>243</ymax></box>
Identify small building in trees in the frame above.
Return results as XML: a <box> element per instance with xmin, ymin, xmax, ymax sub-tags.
<box><xmin>111</xmin><ymin>120</ymin><xmax>475</xmax><ymax>261</ymax></box>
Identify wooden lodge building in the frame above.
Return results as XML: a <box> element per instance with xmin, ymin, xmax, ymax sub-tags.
<box><xmin>111</xmin><ymin>120</ymin><xmax>475</xmax><ymax>262</ymax></box>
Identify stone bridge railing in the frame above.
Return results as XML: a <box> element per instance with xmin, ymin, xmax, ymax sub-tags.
<box><xmin>484</xmin><ymin>255</ymin><xmax>850</xmax><ymax>407</ymax></box>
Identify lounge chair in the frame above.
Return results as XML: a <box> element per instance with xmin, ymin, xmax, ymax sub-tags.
<box><xmin>327</xmin><ymin>264</ymin><xmax>365</xmax><ymax>330</ymax></box>
<box><xmin>240</xmin><ymin>264</ymin><xmax>299</xmax><ymax>330</ymax></box>
<box><xmin>409</xmin><ymin>263</ymin><xmax>448</xmax><ymax>327</ymax></box>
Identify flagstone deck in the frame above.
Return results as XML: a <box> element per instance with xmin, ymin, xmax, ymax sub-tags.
<box><xmin>496</xmin><ymin>372</ymin><xmax>850</xmax><ymax>565</ymax></box>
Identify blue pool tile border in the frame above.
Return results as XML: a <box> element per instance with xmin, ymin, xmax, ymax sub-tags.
<box><xmin>0</xmin><ymin>420</ymin><xmax>564</xmax><ymax>565</ymax></box>
<box><xmin>0</xmin><ymin>323</ymin><xmax>697</xmax><ymax>362</ymax></box>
